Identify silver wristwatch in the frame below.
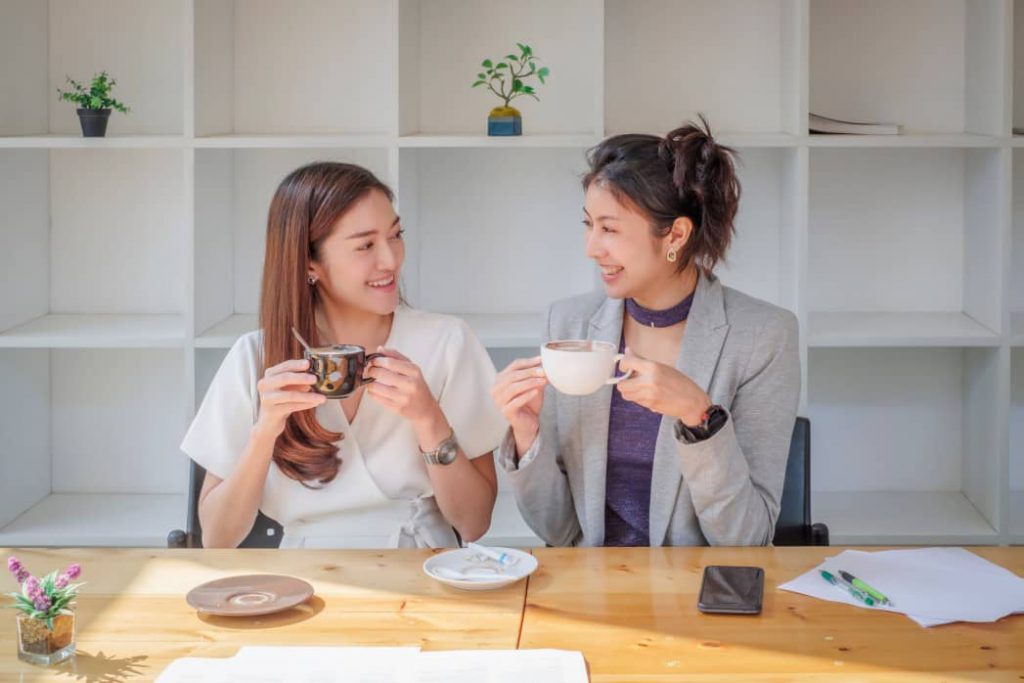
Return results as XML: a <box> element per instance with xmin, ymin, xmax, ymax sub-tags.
<box><xmin>421</xmin><ymin>431</ymin><xmax>459</xmax><ymax>466</ymax></box>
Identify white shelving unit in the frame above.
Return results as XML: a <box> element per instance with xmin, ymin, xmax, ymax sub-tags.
<box><xmin>1011</xmin><ymin>145</ymin><xmax>1024</xmax><ymax>543</ymax></box>
<box><xmin>1012</xmin><ymin>350</ymin><xmax>1023</xmax><ymax>543</ymax></box>
<box><xmin>0</xmin><ymin>0</ymin><xmax>1021</xmax><ymax>547</ymax></box>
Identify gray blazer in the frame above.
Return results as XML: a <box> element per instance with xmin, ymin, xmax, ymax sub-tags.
<box><xmin>497</xmin><ymin>272</ymin><xmax>800</xmax><ymax>547</ymax></box>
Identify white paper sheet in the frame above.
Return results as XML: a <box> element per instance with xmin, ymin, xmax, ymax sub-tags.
<box><xmin>157</xmin><ymin>647</ymin><xmax>419</xmax><ymax>683</ymax></box>
<box><xmin>156</xmin><ymin>647</ymin><xmax>588</xmax><ymax>683</ymax></box>
<box><xmin>417</xmin><ymin>649</ymin><xmax>588</xmax><ymax>683</ymax></box>
<box><xmin>779</xmin><ymin>547</ymin><xmax>1024</xmax><ymax>627</ymax></box>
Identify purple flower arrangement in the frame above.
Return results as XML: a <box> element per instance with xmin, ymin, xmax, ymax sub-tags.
<box><xmin>6</xmin><ymin>557</ymin><xmax>83</xmax><ymax>631</ymax></box>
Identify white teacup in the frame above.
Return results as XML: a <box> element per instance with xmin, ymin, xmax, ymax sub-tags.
<box><xmin>540</xmin><ymin>340</ymin><xmax>633</xmax><ymax>395</ymax></box>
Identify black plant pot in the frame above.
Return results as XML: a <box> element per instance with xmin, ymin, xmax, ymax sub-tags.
<box><xmin>77</xmin><ymin>108</ymin><xmax>111</xmax><ymax>137</ymax></box>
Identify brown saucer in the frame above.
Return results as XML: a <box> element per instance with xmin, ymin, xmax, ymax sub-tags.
<box><xmin>185</xmin><ymin>574</ymin><xmax>314</xmax><ymax>616</ymax></box>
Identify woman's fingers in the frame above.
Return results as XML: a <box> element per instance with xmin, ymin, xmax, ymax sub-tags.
<box><xmin>267</xmin><ymin>358</ymin><xmax>310</xmax><ymax>375</ymax></box>
<box><xmin>497</xmin><ymin>357</ymin><xmax>542</xmax><ymax>378</ymax></box>
<box><xmin>494</xmin><ymin>375</ymin><xmax>547</xmax><ymax>407</ymax></box>
<box><xmin>504</xmin><ymin>387</ymin><xmax>541</xmax><ymax>413</ymax></box>
<box><xmin>366</xmin><ymin>381</ymin><xmax>403</xmax><ymax>405</ymax></box>
<box><xmin>259</xmin><ymin>372</ymin><xmax>317</xmax><ymax>396</ymax></box>
<box><xmin>369</xmin><ymin>355</ymin><xmax>417</xmax><ymax>379</ymax></box>
<box><xmin>366</xmin><ymin>363</ymin><xmax>414</xmax><ymax>389</ymax></box>
<box><xmin>494</xmin><ymin>364</ymin><xmax>546</xmax><ymax>398</ymax></box>
<box><xmin>262</xmin><ymin>390</ymin><xmax>325</xmax><ymax>406</ymax></box>
<box><xmin>505</xmin><ymin>355</ymin><xmax>542</xmax><ymax>370</ymax></box>
<box><xmin>375</xmin><ymin>347</ymin><xmax>410</xmax><ymax>362</ymax></box>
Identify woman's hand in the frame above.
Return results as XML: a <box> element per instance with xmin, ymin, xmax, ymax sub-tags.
<box><xmin>254</xmin><ymin>359</ymin><xmax>326</xmax><ymax>437</ymax></box>
<box><xmin>365</xmin><ymin>348</ymin><xmax>444</xmax><ymax>429</ymax></box>
<box><xmin>617</xmin><ymin>350</ymin><xmax>711</xmax><ymax>426</ymax></box>
<box><xmin>491</xmin><ymin>356</ymin><xmax>548</xmax><ymax>456</ymax></box>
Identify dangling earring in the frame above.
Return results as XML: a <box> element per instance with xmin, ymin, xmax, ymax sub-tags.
<box><xmin>667</xmin><ymin>248</ymin><xmax>678</xmax><ymax>263</ymax></box>
<box><xmin>307</xmin><ymin>275</ymin><xmax>318</xmax><ymax>286</ymax></box>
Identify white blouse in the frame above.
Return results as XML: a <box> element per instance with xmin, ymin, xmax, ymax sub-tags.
<box><xmin>180</xmin><ymin>306</ymin><xmax>508</xmax><ymax>549</ymax></box>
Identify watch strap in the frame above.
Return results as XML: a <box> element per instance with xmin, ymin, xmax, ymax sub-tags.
<box><xmin>675</xmin><ymin>405</ymin><xmax>728</xmax><ymax>444</ymax></box>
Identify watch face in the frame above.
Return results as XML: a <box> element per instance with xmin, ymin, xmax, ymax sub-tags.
<box><xmin>424</xmin><ymin>434</ymin><xmax>458</xmax><ymax>465</ymax></box>
<box><xmin>437</xmin><ymin>440</ymin><xmax>458</xmax><ymax>464</ymax></box>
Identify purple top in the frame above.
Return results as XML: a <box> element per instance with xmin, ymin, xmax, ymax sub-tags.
<box><xmin>604</xmin><ymin>292</ymin><xmax>695</xmax><ymax>546</ymax></box>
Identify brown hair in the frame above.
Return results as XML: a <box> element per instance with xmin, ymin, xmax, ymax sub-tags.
<box><xmin>259</xmin><ymin>161</ymin><xmax>394</xmax><ymax>486</ymax></box>
<box><xmin>582</xmin><ymin>114</ymin><xmax>741</xmax><ymax>274</ymax></box>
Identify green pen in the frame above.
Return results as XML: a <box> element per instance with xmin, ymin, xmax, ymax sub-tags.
<box><xmin>820</xmin><ymin>570</ymin><xmax>875</xmax><ymax>606</ymax></box>
<box><xmin>838</xmin><ymin>570</ymin><xmax>892</xmax><ymax>606</ymax></box>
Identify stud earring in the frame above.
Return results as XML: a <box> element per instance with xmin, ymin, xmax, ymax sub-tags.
<box><xmin>667</xmin><ymin>249</ymin><xmax>678</xmax><ymax>263</ymax></box>
<box><xmin>308</xmin><ymin>275</ymin><xmax>318</xmax><ymax>286</ymax></box>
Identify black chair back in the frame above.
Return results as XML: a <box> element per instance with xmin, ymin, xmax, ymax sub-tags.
<box><xmin>772</xmin><ymin>417</ymin><xmax>829</xmax><ymax>546</ymax></box>
<box><xmin>167</xmin><ymin>460</ymin><xmax>283</xmax><ymax>548</ymax></box>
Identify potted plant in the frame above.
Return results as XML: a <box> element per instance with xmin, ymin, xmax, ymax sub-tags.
<box><xmin>471</xmin><ymin>43</ymin><xmax>549</xmax><ymax>136</ymax></box>
<box><xmin>57</xmin><ymin>71</ymin><xmax>130</xmax><ymax>137</ymax></box>
<box><xmin>6</xmin><ymin>557</ymin><xmax>82</xmax><ymax>666</ymax></box>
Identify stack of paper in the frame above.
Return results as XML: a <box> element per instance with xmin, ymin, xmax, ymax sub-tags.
<box><xmin>779</xmin><ymin>547</ymin><xmax>1024</xmax><ymax>627</ymax></box>
<box><xmin>157</xmin><ymin>646</ymin><xmax>589</xmax><ymax>682</ymax></box>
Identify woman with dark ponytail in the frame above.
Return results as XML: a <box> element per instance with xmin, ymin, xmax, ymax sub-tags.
<box><xmin>491</xmin><ymin>116</ymin><xmax>800</xmax><ymax>547</ymax></box>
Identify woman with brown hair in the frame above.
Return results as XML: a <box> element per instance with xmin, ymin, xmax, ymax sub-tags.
<box><xmin>181</xmin><ymin>162</ymin><xmax>506</xmax><ymax>549</ymax></box>
<box><xmin>491</xmin><ymin>117</ymin><xmax>800</xmax><ymax>547</ymax></box>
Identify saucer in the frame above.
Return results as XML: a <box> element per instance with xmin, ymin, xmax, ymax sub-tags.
<box><xmin>423</xmin><ymin>547</ymin><xmax>537</xmax><ymax>591</ymax></box>
<box><xmin>186</xmin><ymin>574</ymin><xmax>314</xmax><ymax>616</ymax></box>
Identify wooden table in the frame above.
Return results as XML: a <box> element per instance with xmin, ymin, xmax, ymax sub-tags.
<box><xmin>0</xmin><ymin>547</ymin><xmax>1021</xmax><ymax>682</ymax></box>
<box><xmin>0</xmin><ymin>548</ymin><xmax>527</xmax><ymax>682</ymax></box>
<box><xmin>525</xmin><ymin>547</ymin><xmax>1024</xmax><ymax>682</ymax></box>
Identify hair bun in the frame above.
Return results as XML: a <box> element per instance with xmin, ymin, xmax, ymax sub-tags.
<box><xmin>659</xmin><ymin>115</ymin><xmax>718</xmax><ymax>205</ymax></box>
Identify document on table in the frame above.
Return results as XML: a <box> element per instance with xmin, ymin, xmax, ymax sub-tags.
<box><xmin>156</xmin><ymin>646</ymin><xmax>588</xmax><ymax>683</ymax></box>
<box><xmin>157</xmin><ymin>646</ymin><xmax>419</xmax><ymax>683</ymax></box>
<box><xmin>417</xmin><ymin>649</ymin><xmax>588</xmax><ymax>683</ymax></box>
<box><xmin>779</xmin><ymin>547</ymin><xmax>1024</xmax><ymax>627</ymax></box>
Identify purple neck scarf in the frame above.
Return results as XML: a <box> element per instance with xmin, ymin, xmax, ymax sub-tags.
<box><xmin>625</xmin><ymin>291</ymin><xmax>695</xmax><ymax>328</ymax></box>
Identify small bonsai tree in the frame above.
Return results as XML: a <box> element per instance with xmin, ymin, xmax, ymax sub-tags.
<box><xmin>57</xmin><ymin>71</ymin><xmax>129</xmax><ymax>113</ymax></box>
<box><xmin>471</xmin><ymin>43</ymin><xmax>549</xmax><ymax>109</ymax></box>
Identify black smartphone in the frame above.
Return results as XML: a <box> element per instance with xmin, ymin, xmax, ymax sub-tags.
<box><xmin>698</xmin><ymin>565</ymin><xmax>764</xmax><ymax>615</ymax></box>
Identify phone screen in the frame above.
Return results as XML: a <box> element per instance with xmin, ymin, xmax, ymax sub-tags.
<box><xmin>698</xmin><ymin>565</ymin><xmax>764</xmax><ymax>614</ymax></box>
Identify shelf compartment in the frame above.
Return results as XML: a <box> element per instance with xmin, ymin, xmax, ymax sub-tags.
<box><xmin>0</xmin><ymin>348</ymin><xmax>189</xmax><ymax>545</ymax></box>
<box><xmin>815</xmin><ymin>491</ymin><xmax>998</xmax><ymax>545</ymax></box>
<box><xmin>398</xmin><ymin>147</ymin><xmax>595</xmax><ymax>318</ymax></box>
<box><xmin>605</xmin><ymin>0</ymin><xmax>802</xmax><ymax>136</ymax></box>
<box><xmin>0</xmin><ymin>0</ymin><xmax>185</xmax><ymax>137</ymax></box>
<box><xmin>808</xmin><ymin>347</ymin><xmax>1002</xmax><ymax>544</ymax></box>
<box><xmin>811</xmin><ymin>0</ymin><xmax>1005</xmax><ymax>136</ymax></box>
<box><xmin>0</xmin><ymin>493</ymin><xmax>185</xmax><ymax>547</ymax></box>
<box><xmin>808</xmin><ymin>148</ymin><xmax>1004</xmax><ymax>339</ymax></box>
<box><xmin>399</xmin><ymin>0</ymin><xmax>601</xmax><ymax>137</ymax></box>
<box><xmin>0</xmin><ymin>149</ymin><xmax>186</xmax><ymax>340</ymax></box>
<box><xmin>195</xmin><ymin>0</ymin><xmax>395</xmax><ymax>137</ymax></box>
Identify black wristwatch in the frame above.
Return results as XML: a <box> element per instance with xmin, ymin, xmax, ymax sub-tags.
<box><xmin>674</xmin><ymin>405</ymin><xmax>728</xmax><ymax>444</ymax></box>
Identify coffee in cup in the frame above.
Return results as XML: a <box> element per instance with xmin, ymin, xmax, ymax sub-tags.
<box><xmin>540</xmin><ymin>339</ymin><xmax>632</xmax><ymax>395</ymax></box>
<box><xmin>304</xmin><ymin>345</ymin><xmax>382</xmax><ymax>399</ymax></box>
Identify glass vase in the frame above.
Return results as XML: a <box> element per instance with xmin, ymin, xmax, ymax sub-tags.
<box><xmin>16</xmin><ymin>612</ymin><xmax>75</xmax><ymax>666</ymax></box>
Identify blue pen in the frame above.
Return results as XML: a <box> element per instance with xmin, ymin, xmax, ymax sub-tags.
<box><xmin>820</xmin><ymin>570</ymin><xmax>875</xmax><ymax>606</ymax></box>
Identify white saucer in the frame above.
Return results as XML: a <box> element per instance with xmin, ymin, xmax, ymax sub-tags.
<box><xmin>423</xmin><ymin>547</ymin><xmax>537</xmax><ymax>591</ymax></box>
